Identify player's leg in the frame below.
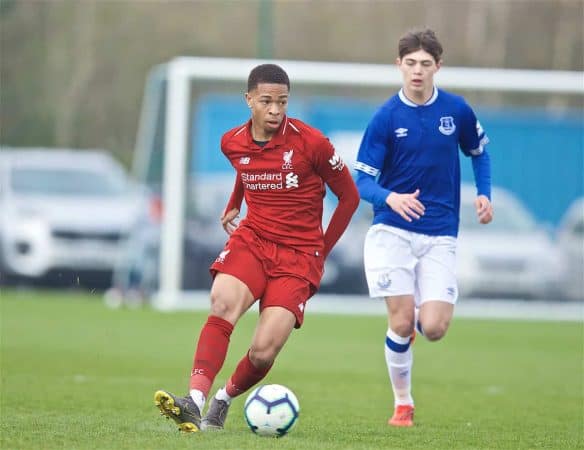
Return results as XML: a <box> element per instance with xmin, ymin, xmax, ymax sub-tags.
<box><xmin>155</xmin><ymin>236</ymin><xmax>265</xmax><ymax>432</ymax></box>
<box><xmin>203</xmin><ymin>275</ymin><xmax>310</xmax><ymax>430</ymax></box>
<box><xmin>415</xmin><ymin>235</ymin><xmax>458</xmax><ymax>341</ymax></box>
<box><xmin>189</xmin><ymin>273</ymin><xmax>257</xmax><ymax>401</ymax></box>
<box><xmin>155</xmin><ymin>274</ymin><xmax>257</xmax><ymax>432</ymax></box>
<box><xmin>418</xmin><ymin>301</ymin><xmax>454</xmax><ymax>341</ymax></box>
<box><xmin>385</xmin><ymin>295</ymin><xmax>416</xmax><ymax>427</ymax></box>
<box><xmin>363</xmin><ymin>224</ymin><xmax>417</xmax><ymax>427</ymax></box>
<box><xmin>203</xmin><ymin>306</ymin><xmax>297</xmax><ymax>430</ymax></box>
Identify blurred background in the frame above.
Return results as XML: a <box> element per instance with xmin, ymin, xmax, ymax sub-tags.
<box><xmin>1</xmin><ymin>0</ymin><xmax>582</xmax><ymax>305</ymax></box>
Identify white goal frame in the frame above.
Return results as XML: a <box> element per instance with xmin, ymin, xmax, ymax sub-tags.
<box><xmin>136</xmin><ymin>56</ymin><xmax>583</xmax><ymax>310</ymax></box>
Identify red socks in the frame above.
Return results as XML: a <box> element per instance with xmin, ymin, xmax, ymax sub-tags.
<box><xmin>226</xmin><ymin>351</ymin><xmax>272</xmax><ymax>398</ymax></box>
<box><xmin>189</xmin><ymin>316</ymin><xmax>273</xmax><ymax>400</ymax></box>
<box><xmin>189</xmin><ymin>315</ymin><xmax>234</xmax><ymax>397</ymax></box>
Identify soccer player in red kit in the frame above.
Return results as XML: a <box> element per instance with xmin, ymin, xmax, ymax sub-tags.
<box><xmin>154</xmin><ymin>64</ymin><xmax>359</xmax><ymax>432</ymax></box>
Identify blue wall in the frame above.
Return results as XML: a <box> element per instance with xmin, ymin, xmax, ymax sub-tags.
<box><xmin>191</xmin><ymin>94</ymin><xmax>583</xmax><ymax>226</ymax></box>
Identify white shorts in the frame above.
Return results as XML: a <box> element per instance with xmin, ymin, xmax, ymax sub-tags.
<box><xmin>363</xmin><ymin>224</ymin><xmax>458</xmax><ymax>306</ymax></box>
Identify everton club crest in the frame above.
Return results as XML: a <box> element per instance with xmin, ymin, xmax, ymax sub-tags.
<box><xmin>438</xmin><ymin>116</ymin><xmax>456</xmax><ymax>136</ymax></box>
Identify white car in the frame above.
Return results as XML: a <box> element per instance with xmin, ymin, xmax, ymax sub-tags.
<box><xmin>457</xmin><ymin>184</ymin><xmax>563</xmax><ymax>299</ymax></box>
<box><xmin>0</xmin><ymin>148</ymin><xmax>147</xmax><ymax>285</ymax></box>
<box><xmin>557</xmin><ymin>197</ymin><xmax>584</xmax><ymax>301</ymax></box>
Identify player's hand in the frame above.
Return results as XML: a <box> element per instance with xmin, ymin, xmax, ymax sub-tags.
<box><xmin>475</xmin><ymin>195</ymin><xmax>493</xmax><ymax>224</ymax></box>
<box><xmin>386</xmin><ymin>189</ymin><xmax>425</xmax><ymax>222</ymax></box>
<box><xmin>221</xmin><ymin>208</ymin><xmax>240</xmax><ymax>235</ymax></box>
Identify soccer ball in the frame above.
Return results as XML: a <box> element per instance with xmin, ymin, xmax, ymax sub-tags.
<box><xmin>243</xmin><ymin>384</ymin><xmax>300</xmax><ymax>437</ymax></box>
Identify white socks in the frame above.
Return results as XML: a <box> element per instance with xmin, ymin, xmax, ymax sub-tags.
<box><xmin>214</xmin><ymin>386</ymin><xmax>233</xmax><ymax>405</ymax></box>
<box><xmin>189</xmin><ymin>389</ymin><xmax>206</xmax><ymax>412</ymax></box>
<box><xmin>385</xmin><ymin>328</ymin><xmax>414</xmax><ymax>406</ymax></box>
<box><xmin>190</xmin><ymin>387</ymin><xmax>233</xmax><ymax>412</ymax></box>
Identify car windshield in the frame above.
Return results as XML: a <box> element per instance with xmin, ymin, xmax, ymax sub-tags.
<box><xmin>460</xmin><ymin>197</ymin><xmax>537</xmax><ymax>232</ymax></box>
<box><xmin>11</xmin><ymin>167</ymin><xmax>127</xmax><ymax>196</ymax></box>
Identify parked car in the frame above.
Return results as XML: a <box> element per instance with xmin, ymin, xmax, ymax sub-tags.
<box><xmin>0</xmin><ymin>148</ymin><xmax>147</xmax><ymax>287</ymax></box>
<box><xmin>457</xmin><ymin>184</ymin><xmax>563</xmax><ymax>299</ymax></box>
<box><xmin>557</xmin><ymin>197</ymin><xmax>584</xmax><ymax>301</ymax></box>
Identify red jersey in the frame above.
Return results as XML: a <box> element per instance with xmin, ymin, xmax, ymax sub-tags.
<box><xmin>221</xmin><ymin>116</ymin><xmax>359</xmax><ymax>256</ymax></box>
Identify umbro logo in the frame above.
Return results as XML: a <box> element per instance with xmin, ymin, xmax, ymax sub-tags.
<box><xmin>239</xmin><ymin>156</ymin><xmax>250</xmax><ymax>165</ymax></box>
<box><xmin>395</xmin><ymin>128</ymin><xmax>408</xmax><ymax>138</ymax></box>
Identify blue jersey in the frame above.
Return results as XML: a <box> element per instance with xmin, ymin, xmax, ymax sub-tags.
<box><xmin>355</xmin><ymin>88</ymin><xmax>490</xmax><ymax>237</ymax></box>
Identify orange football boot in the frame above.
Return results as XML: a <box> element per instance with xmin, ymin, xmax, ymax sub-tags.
<box><xmin>388</xmin><ymin>404</ymin><xmax>414</xmax><ymax>427</ymax></box>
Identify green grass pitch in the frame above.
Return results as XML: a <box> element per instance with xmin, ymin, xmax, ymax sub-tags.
<box><xmin>1</xmin><ymin>290</ymin><xmax>582</xmax><ymax>449</ymax></box>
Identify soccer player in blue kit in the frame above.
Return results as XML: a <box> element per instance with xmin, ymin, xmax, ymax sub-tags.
<box><xmin>355</xmin><ymin>29</ymin><xmax>493</xmax><ymax>427</ymax></box>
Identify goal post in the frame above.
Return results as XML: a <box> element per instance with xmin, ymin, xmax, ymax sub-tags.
<box><xmin>133</xmin><ymin>56</ymin><xmax>583</xmax><ymax>310</ymax></box>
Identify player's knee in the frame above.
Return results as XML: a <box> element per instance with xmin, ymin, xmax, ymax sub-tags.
<box><xmin>209</xmin><ymin>289</ymin><xmax>239</xmax><ymax>320</ymax></box>
<box><xmin>421</xmin><ymin>318</ymin><xmax>450</xmax><ymax>341</ymax></box>
<box><xmin>390</xmin><ymin>316</ymin><xmax>415</xmax><ymax>337</ymax></box>
<box><xmin>248</xmin><ymin>345</ymin><xmax>277</xmax><ymax>369</ymax></box>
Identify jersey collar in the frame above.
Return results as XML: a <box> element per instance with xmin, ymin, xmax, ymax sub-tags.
<box><xmin>245</xmin><ymin>115</ymin><xmax>290</xmax><ymax>149</ymax></box>
<box><xmin>398</xmin><ymin>86</ymin><xmax>439</xmax><ymax>107</ymax></box>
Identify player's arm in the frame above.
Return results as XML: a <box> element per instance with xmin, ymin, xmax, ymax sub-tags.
<box><xmin>356</xmin><ymin>172</ymin><xmax>424</xmax><ymax>222</ymax></box>
<box><xmin>315</xmin><ymin>137</ymin><xmax>359</xmax><ymax>257</ymax></box>
<box><xmin>355</xmin><ymin>108</ymin><xmax>424</xmax><ymax>222</ymax></box>
<box><xmin>323</xmin><ymin>166</ymin><xmax>360</xmax><ymax>257</ymax></box>
<box><xmin>471</xmin><ymin>152</ymin><xmax>493</xmax><ymax>224</ymax></box>
<box><xmin>221</xmin><ymin>172</ymin><xmax>244</xmax><ymax>235</ymax></box>
<box><xmin>459</xmin><ymin>102</ymin><xmax>493</xmax><ymax>225</ymax></box>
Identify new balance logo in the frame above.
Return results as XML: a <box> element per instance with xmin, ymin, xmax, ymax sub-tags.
<box><xmin>328</xmin><ymin>153</ymin><xmax>345</xmax><ymax>171</ymax></box>
<box><xmin>395</xmin><ymin>128</ymin><xmax>408</xmax><ymax>138</ymax></box>
<box><xmin>285</xmin><ymin>172</ymin><xmax>299</xmax><ymax>189</ymax></box>
<box><xmin>239</xmin><ymin>156</ymin><xmax>250</xmax><ymax>165</ymax></box>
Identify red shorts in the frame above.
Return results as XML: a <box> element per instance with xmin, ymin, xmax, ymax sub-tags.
<box><xmin>209</xmin><ymin>226</ymin><xmax>324</xmax><ymax>328</ymax></box>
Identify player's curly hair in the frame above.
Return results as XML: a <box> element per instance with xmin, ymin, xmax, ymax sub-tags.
<box><xmin>247</xmin><ymin>64</ymin><xmax>290</xmax><ymax>92</ymax></box>
<box><xmin>398</xmin><ymin>28</ymin><xmax>443</xmax><ymax>63</ymax></box>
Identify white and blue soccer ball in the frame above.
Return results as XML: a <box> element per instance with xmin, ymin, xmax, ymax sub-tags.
<box><xmin>243</xmin><ymin>384</ymin><xmax>300</xmax><ymax>437</ymax></box>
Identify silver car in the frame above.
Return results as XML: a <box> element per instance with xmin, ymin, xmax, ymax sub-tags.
<box><xmin>0</xmin><ymin>148</ymin><xmax>147</xmax><ymax>285</ymax></box>
<box><xmin>457</xmin><ymin>184</ymin><xmax>563</xmax><ymax>299</ymax></box>
<box><xmin>557</xmin><ymin>197</ymin><xmax>584</xmax><ymax>301</ymax></box>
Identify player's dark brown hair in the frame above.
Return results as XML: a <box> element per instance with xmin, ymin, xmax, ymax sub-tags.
<box><xmin>247</xmin><ymin>64</ymin><xmax>290</xmax><ymax>92</ymax></box>
<box><xmin>398</xmin><ymin>28</ymin><xmax>443</xmax><ymax>63</ymax></box>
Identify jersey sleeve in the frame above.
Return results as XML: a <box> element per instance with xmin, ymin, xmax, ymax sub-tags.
<box><xmin>309</xmin><ymin>135</ymin><xmax>360</xmax><ymax>257</ymax></box>
<box><xmin>220</xmin><ymin>132</ymin><xmax>244</xmax><ymax>213</ymax></box>
<box><xmin>354</xmin><ymin>107</ymin><xmax>392</xmax><ymax>176</ymax></box>
<box><xmin>224</xmin><ymin>172</ymin><xmax>244</xmax><ymax>213</ymax></box>
<box><xmin>459</xmin><ymin>102</ymin><xmax>489</xmax><ymax>157</ymax></box>
<box><xmin>311</xmin><ymin>135</ymin><xmax>350</xmax><ymax>183</ymax></box>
